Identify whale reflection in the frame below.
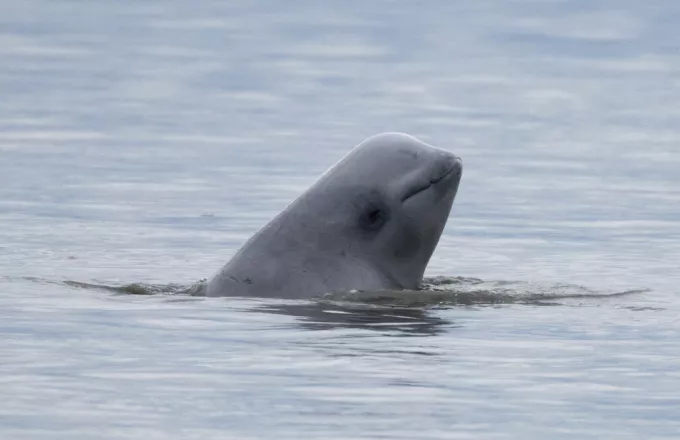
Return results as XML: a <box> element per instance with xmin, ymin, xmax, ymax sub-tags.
<box><xmin>251</xmin><ymin>301</ymin><xmax>453</xmax><ymax>336</ymax></box>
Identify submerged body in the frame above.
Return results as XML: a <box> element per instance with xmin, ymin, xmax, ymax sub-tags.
<box><xmin>207</xmin><ymin>133</ymin><xmax>463</xmax><ymax>299</ymax></box>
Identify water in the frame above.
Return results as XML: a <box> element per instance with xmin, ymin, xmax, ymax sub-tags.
<box><xmin>1</xmin><ymin>0</ymin><xmax>679</xmax><ymax>438</ymax></box>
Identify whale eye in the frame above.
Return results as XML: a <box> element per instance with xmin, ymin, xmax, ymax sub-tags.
<box><xmin>359</xmin><ymin>202</ymin><xmax>389</xmax><ymax>232</ymax></box>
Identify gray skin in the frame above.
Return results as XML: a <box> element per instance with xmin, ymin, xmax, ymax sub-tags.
<box><xmin>206</xmin><ymin>132</ymin><xmax>463</xmax><ymax>299</ymax></box>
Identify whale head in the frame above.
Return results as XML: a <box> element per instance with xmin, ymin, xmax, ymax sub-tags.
<box><xmin>312</xmin><ymin>132</ymin><xmax>463</xmax><ymax>290</ymax></box>
<box><xmin>208</xmin><ymin>132</ymin><xmax>463</xmax><ymax>298</ymax></box>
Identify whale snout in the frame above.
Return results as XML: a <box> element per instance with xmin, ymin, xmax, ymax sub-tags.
<box><xmin>433</xmin><ymin>149</ymin><xmax>463</xmax><ymax>183</ymax></box>
<box><xmin>401</xmin><ymin>149</ymin><xmax>463</xmax><ymax>203</ymax></box>
<box><xmin>449</xmin><ymin>155</ymin><xmax>463</xmax><ymax>180</ymax></box>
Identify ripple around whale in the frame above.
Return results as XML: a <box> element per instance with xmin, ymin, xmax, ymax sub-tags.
<box><xmin>54</xmin><ymin>276</ymin><xmax>647</xmax><ymax>308</ymax></box>
<box><xmin>6</xmin><ymin>276</ymin><xmax>650</xmax><ymax>336</ymax></box>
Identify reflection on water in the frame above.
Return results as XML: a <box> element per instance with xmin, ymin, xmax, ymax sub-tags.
<box><xmin>252</xmin><ymin>301</ymin><xmax>452</xmax><ymax>336</ymax></box>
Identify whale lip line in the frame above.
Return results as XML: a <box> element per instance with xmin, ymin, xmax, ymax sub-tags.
<box><xmin>401</xmin><ymin>161</ymin><xmax>461</xmax><ymax>203</ymax></box>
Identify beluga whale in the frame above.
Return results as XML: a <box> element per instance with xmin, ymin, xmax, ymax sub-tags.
<box><xmin>206</xmin><ymin>133</ymin><xmax>463</xmax><ymax>299</ymax></box>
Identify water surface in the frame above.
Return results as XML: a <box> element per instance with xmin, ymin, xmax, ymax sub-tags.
<box><xmin>1</xmin><ymin>1</ymin><xmax>679</xmax><ymax>438</ymax></box>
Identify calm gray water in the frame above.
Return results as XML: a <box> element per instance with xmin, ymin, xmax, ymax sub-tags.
<box><xmin>1</xmin><ymin>1</ymin><xmax>679</xmax><ymax>439</ymax></box>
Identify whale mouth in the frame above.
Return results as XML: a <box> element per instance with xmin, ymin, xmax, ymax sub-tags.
<box><xmin>401</xmin><ymin>161</ymin><xmax>461</xmax><ymax>203</ymax></box>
